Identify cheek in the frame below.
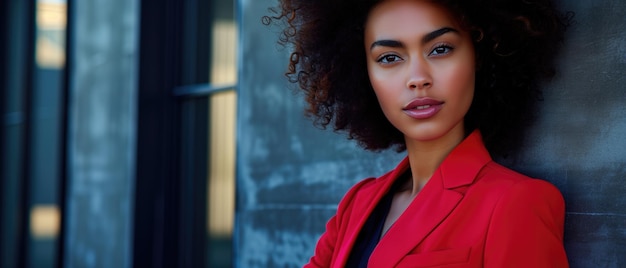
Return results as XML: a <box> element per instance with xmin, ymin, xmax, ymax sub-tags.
<box><xmin>370</xmin><ymin>76</ymin><xmax>402</xmax><ymax>109</ymax></box>
<box><xmin>368</xmin><ymin>68</ymin><xmax>396</xmax><ymax>107</ymax></box>
<box><xmin>369</xmin><ymin>82</ymin><xmax>401</xmax><ymax>125</ymax></box>
<box><xmin>447</xmin><ymin>64</ymin><xmax>475</xmax><ymax>103</ymax></box>
<box><xmin>370</xmin><ymin>83</ymin><xmax>392</xmax><ymax>110</ymax></box>
<box><xmin>368</xmin><ymin>64</ymin><xmax>406</xmax><ymax>92</ymax></box>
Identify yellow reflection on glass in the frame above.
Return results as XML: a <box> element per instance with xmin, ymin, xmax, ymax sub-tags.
<box><xmin>30</xmin><ymin>205</ymin><xmax>60</xmax><ymax>239</ymax></box>
<box><xmin>36</xmin><ymin>1</ymin><xmax>67</xmax><ymax>68</ymax></box>
<box><xmin>208</xmin><ymin>91</ymin><xmax>237</xmax><ymax>236</ymax></box>
<box><xmin>207</xmin><ymin>18</ymin><xmax>238</xmax><ymax>237</ymax></box>
<box><xmin>210</xmin><ymin>21</ymin><xmax>237</xmax><ymax>85</ymax></box>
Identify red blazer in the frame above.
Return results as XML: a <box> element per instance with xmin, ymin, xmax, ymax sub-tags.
<box><xmin>304</xmin><ymin>131</ymin><xmax>568</xmax><ymax>267</ymax></box>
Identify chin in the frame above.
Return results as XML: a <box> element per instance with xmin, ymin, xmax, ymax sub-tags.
<box><xmin>401</xmin><ymin>124</ymin><xmax>465</xmax><ymax>144</ymax></box>
<box><xmin>404</xmin><ymin>131</ymin><xmax>446</xmax><ymax>142</ymax></box>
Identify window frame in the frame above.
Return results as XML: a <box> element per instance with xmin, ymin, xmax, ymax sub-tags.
<box><xmin>133</xmin><ymin>0</ymin><xmax>236</xmax><ymax>267</ymax></box>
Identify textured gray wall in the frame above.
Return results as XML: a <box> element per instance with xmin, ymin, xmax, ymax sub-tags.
<box><xmin>65</xmin><ymin>0</ymin><xmax>139</xmax><ymax>267</ymax></box>
<box><xmin>237</xmin><ymin>0</ymin><xmax>625</xmax><ymax>267</ymax></box>
<box><xmin>530</xmin><ymin>1</ymin><xmax>626</xmax><ymax>266</ymax></box>
<box><xmin>237</xmin><ymin>1</ymin><xmax>404</xmax><ymax>266</ymax></box>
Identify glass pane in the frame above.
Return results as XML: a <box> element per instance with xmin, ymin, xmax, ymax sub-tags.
<box><xmin>27</xmin><ymin>0</ymin><xmax>66</xmax><ymax>267</ymax></box>
<box><xmin>1</xmin><ymin>0</ymin><xmax>30</xmax><ymax>265</ymax></box>
<box><xmin>207</xmin><ymin>90</ymin><xmax>237</xmax><ymax>267</ymax></box>
<box><xmin>207</xmin><ymin>0</ymin><xmax>237</xmax><ymax>267</ymax></box>
<box><xmin>209</xmin><ymin>20</ymin><xmax>237</xmax><ymax>85</ymax></box>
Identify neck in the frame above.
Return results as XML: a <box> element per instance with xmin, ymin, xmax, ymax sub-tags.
<box><xmin>404</xmin><ymin>125</ymin><xmax>466</xmax><ymax>195</ymax></box>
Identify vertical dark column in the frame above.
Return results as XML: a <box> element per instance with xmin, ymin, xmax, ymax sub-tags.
<box><xmin>178</xmin><ymin>98</ymin><xmax>208</xmax><ymax>267</ymax></box>
<box><xmin>133</xmin><ymin>0</ymin><xmax>183</xmax><ymax>267</ymax></box>
<box><xmin>0</xmin><ymin>0</ymin><xmax>36</xmax><ymax>267</ymax></box>
<box><xmin>56</xmin><ymin>0</ymin><xmax>73</xmax><ymax>265</ymax></box>
<box><xmin>0</xmin><ymin>0</ymin><xmax>6</xmax><ymax>118</ymax></box>
<box><xmin>134</xmin><ymin>0</ymin><xmax>214</xmax><ymax>267</ymax></box>
<box><xmin>178</xmin><ymin>1</ymin><xmax>211</xmax><ymax>267</ymax></box>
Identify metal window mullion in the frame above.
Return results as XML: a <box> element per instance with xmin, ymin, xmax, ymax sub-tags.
<box><xmin>173</xmin><ymin>83</ymin><xmax>237</xmax><ymax>98</ymax></box>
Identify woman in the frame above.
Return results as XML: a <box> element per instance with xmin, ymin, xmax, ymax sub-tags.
<box><xmin>266</xmin><ymin>0</ymin><xmax>570</xmax><ymax>266</ymax></box>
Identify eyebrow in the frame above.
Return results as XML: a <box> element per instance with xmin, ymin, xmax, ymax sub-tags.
<box><xmin>369</xmin><ymin>27</ymin><xmax>460</xmax><ymax>50</ymax></box>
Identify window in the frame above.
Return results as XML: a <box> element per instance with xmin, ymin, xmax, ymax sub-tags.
<box><xmin>134</xmin><ymin>0</ymin><xmax>238</xmax><ymax>267</ymax></box>
<box><xmin>177</xmin><ymin>0</ymin><xmax>238</xmax><ymax>266</ymax></box>
<box><xmin>1</xmin><ymin>0</ymin><xmax>66</xmax><ymax>267</ymax></box>
<box><xmin>2</xmin><ymin>0</ymin><xmax>237</xmax><ymax>267</ymax></box>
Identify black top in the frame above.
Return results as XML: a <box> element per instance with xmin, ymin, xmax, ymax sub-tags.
<box><xmin>345</xmin><ymin>173</ymin><xmax>409</xmax><ymax>267</ymax></box>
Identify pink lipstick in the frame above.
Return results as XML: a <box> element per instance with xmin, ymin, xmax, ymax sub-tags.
<box><xmin>402</xmin><ymin>98</ymin><xmax>444</xmax><ymax>119</ymax></box>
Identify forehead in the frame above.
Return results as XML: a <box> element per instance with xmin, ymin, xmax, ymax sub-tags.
<box><xmin>365</xmin><ymin>0</ymin><xmax>461</xmax><ymax>37</ymax></box>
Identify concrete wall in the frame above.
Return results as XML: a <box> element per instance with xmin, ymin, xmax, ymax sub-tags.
<box><xmin>65</xmin><ymin>0</ymin><xmax>139</xmax><ymax>267</ymax></box>
<box><xmin>236</xmin><ymin>0</ymin><xmax>626</xmax><ymax>267</ymax></box>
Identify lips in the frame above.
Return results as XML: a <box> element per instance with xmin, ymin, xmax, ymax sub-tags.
<box><xmin>402</xmin><ymin>98</ymin><xmax>444</xmax><ymax>119</ymax></box>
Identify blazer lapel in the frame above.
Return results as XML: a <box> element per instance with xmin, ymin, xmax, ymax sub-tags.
<box><xmin>367</xmin><ymin>131</ymin><xmax>490</xmax><ymax>267</ymax></box>
<box><xmin>368</xmin><ymin>170</ymin><xmax>464</xmax><ymax>267</ymax></box>
<box><xmin>333</xmin><ymin>158</ymin><xmax>410</xmax><ymax>267</ymax></box>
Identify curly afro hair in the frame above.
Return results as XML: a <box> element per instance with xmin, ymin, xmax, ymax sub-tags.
<box><xmin>264</xmin><ymin>0</ymin><xmax>570</xmax><ymax>157</ymax></box>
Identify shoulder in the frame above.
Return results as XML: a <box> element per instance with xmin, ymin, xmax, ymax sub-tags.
<box><xmin>339</xmin><ymin>177</ymin><xmax>377</xmax><ymax>202</ymax></box>
<box><xmin>479</xmin><ymin>167</ymin><xmax>569</xmax><ymax>266</ymax></box>
<box><xmin>337</xmin><ymin>172</ymin><xmax>389</xmax><ymax>204</ymax></box>
<box><xmin>477</xmin><ymin>162</ymin><xmax>565</xmax><ymax>212</ymax></box>
<box><xmin>335</xmin><ymin>177</ymin><xmax>376</xmax><ymax>212</ymax></box>
<box><xmin>335</xmin><ymin>168</ymin><xmax>397</xmax><ymax>212</ymax></box>
<box><xmin>479</xmin><ymin>162</ymin><xmax>557</xmax><ymax>190</ymax></box>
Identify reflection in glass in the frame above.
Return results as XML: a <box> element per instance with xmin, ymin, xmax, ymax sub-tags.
<box><xmin>209</xmin><ymin>90</ymin><xmax>237</xmax><ymax>237</ymax></box>
<box><xmin>30</xmin><ymin>205</ymin><xmax>60</xmax><ymax>239</ymax></box>
<box><xmin>29</xmin><ymin>0</ymin><xmax>66</xmax><ymax>267</ymax></box>
<box><xmin>36</xmin><ymin>0</ymin><xmax>66</xmax><ymax>68</ymax></box>
<box><xmin>207</xmin><ymin>1</ymin><xmax>237</xmax><ymax>266</ymax></box>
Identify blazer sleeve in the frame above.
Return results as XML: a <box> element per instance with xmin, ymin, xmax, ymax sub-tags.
<box><xmin>484</xmin><ymin>179</ymin><xmax>569</xmax><ymax>268</ymax></box>
<box><xmin>304</xmin><ymin>178</ymin><xmax>375</xmax><ymax>268</ymax></box>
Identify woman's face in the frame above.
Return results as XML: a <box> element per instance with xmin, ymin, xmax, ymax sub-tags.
<box><xmin>364</xmin><ymin>0</ymin><xmax>475</xmax><ymax>144</ymax></box>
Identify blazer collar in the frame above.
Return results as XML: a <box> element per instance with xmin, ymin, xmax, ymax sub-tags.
<box><xmin>336</xmin><ymin>130</ymin><xmax>492</xmax><ymax>267</ymax></box>
<box><xmin>334</xmin><ymin>158</ymin><xmax>408</xmax><ymax>267</ymax></box>
<box><xmin>440</xmin><ymin>130</ymin><xmax>492</xmax><ymax>189</ymax></box>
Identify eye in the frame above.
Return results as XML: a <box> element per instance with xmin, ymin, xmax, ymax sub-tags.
<box><xmin>429</xmin><ymin>45</ymin><xmax>454</xmax><ymax>56</ymax></box>
<box><xmin>377</xmin><ymin>54</ymin><xmax>403</xmax><ymax>64</ymax></box>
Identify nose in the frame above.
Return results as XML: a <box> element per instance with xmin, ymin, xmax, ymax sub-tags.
<box><xmin>406</xmin><ymin>58</ymin><xmax>432</xmax><ymax>90</ymax></box>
